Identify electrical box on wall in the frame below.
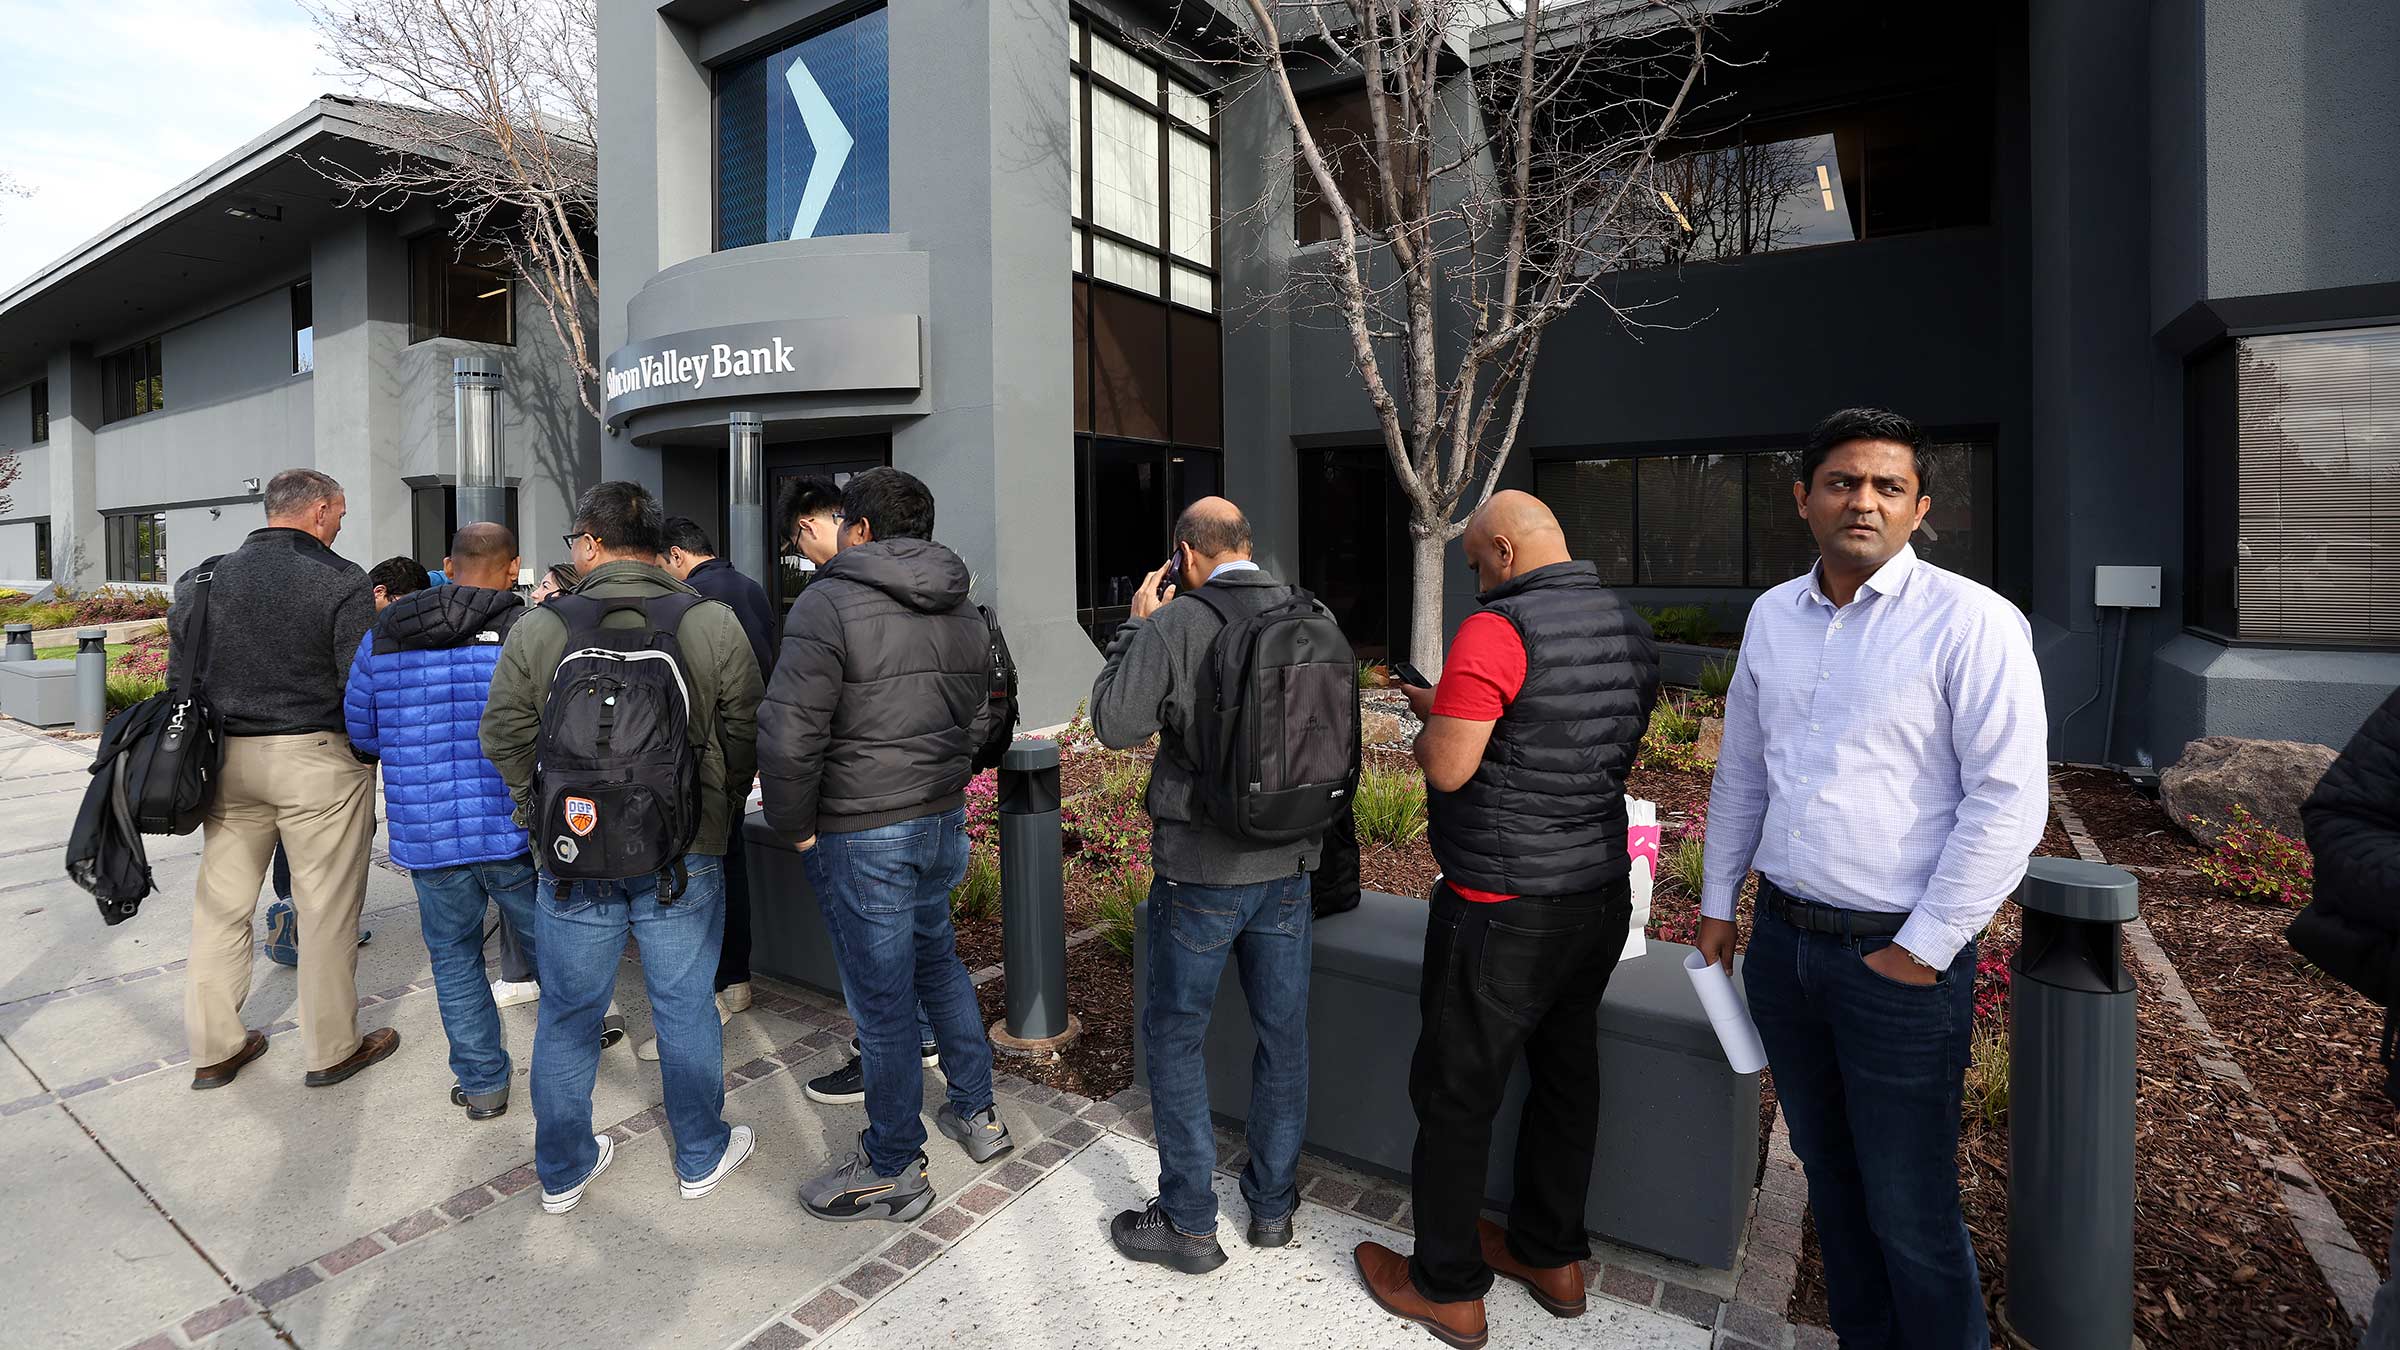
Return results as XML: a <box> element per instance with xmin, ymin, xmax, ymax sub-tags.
<box><xmin>2094</xmin><ymin>565</ymin><xmax>2162</xmax><ymax>609</ymax></box>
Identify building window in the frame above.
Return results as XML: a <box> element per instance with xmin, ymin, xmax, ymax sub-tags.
<box><xmin>105</xmin><ymin>512</ymin><xmax>168</xmax><ymax>584</ymax></box>
<box><xmin>1070</xmin><ymin>18</ymin><xmax>1216</xmax><ymax>313</ymax></box>
<box><xmin>292</xmin><ymin>282</ymin><xmax>314</xmax><ymax>373</ymax></box>
<box><xmin>1073</xmin><ymin>440</ymin><xmax>1223</xmax><ymax>643</ymax></box>
<box><xmin>29</xmin><ymin>380</ymin><xmax>47</xmax><ymax>443</ymax></box>
<box><xmin>409</xmin><ymin>237</ymin><xmax>515</xmax><ymax>345</ymax></box>
<box><xmin>2188</xmin><ymin>325</ymin><xmax>2400</xmax><ymax>646</ymax></box>
<box><xmin>411</xmin><ymin>483</ymin><xmax>520</xmax><ymax>571</ymax></box>
<box><xmin>1622</xmin><ymin>92</ymin><xmax>1990</xmax><ymax>271</ymax></box>
<box><xmin>100</xmin><ymin>339</ymin><xmax>165</xmax><ymax>423</ymax></box>
<box><xmin>717</xmin><ymin>6</ymin><xmax>891</xmax><ymax>249</ymax></box>
<box><xmin>1538</xmin><ymin>439</ymin><xmax>1995</xmax><ymax>591</ymax></box>
<box><xmin>1294</xmin><ymin>86</ymin><xmax>1414</xmax><ymax>246</ymax></box>
<box><xmin>33</xmin><ymin>521</ymin><xmax>51</xmax><ymax>580</ymax></box>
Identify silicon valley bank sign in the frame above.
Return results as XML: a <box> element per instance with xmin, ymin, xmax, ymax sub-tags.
<box><xmin>600</xmin><ymin>317</ymin><xmax>921</xmax><ymax>428</ymax></box>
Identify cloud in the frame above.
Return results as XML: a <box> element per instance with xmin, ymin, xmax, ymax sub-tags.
<box><xmin>0</xmin><ymin>0</ymin><xmax>330</xmax><ymax>293</ymax></box>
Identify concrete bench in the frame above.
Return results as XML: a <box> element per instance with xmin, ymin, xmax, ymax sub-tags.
<box><xmin>0</xmin><ymin>660</ymin><xmax>78</xmax><ymax>726</ymax></box>
<box><xmin>1132</xmin><ymin>889</ymin><xmax>1760</xmax><ymax>1269</ymax></box>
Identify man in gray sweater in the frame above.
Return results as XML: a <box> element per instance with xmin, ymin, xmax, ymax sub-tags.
<box><xmin>169</xmin><ymin>468</ymin><xmax>397</xmax><ymax>1092</ymax></box>
<box><xmin>1091</xmin><ymin>496</ymin><xmax>1324</xmax><ymax>1274</ymax></box>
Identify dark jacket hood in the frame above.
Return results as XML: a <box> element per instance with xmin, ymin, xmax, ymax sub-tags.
<box><xmin>375</xmin><ymin>584</ymin><xmax>526</xmax><ymax>652</ymax></box>
<box><xmin>820</xmin><ymin>539</ymin><xmax>972</xmax><ymax>613</ymax></box>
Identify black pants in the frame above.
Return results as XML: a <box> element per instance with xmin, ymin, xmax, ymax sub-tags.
<box><xmin>715</xmin><ymin>808</ymin><xmax>753</xmax><ymax>992</ymax></box>
<box><xmin>1408</xmin><ymin>878</ymin><xmax>1632</xmax><ymax>1303</ymax></box>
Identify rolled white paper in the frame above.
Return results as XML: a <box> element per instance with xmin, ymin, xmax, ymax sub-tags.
<box><xmin>1622</xmin><ymin>799</ymin><xmax>1658</xmax><ymax>962</ymax></box>
<box><xmin>1682</xmin><ymin>949</ymin><xmax>1768</xmax><ymax>1074</ymax></box>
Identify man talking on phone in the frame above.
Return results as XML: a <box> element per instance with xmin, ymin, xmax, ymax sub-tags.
<box><xmin>1090</xmin><ymin>498</ymin><xmax>1330</xmax><ymax>1273</ymax></box>
<box><xmin>1363</xmin><ymin>490</ymin><xmax>1657</xmax><ymax>1349</ymax></box>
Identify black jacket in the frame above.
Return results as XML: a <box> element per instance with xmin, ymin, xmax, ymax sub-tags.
<box><xmin>757</xmin><ymin>538</ymin><xmax>995</xmax><ymax>842</ymax></box>
<box><xmin>167</xmin><ymin>528</ymin><xmax>373</xmax><ymax>737</ymax></box>
<box><xmin>2304</xmin><ymin>689</ymin><xmax>2400</xmax><ymax>921</ymax></box>
<box><xmin>683</xmin><ymin>557</ymin><xmax>778</xmax><ymax>683</ymax></box>
<box><xmin>1427</xmin><ymin>561</ymin><xmax>1659</xmax><ymax>897</ymax></box>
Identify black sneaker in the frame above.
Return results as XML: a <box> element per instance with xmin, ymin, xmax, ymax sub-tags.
<box><xmin>1248</xmin><ymin>1212</ymin><xmax>1295</xmax><ymax>1248</ymax></box>
<box><xmin>450</xmin><ymin>1084</ymin><xmax>509</xmax><ymax>1121</ymax></box>
<box><xmin>806</xmin><ymin>1055</ymin><xmax>867</xmax><ymax>1105</ymax></box>
<box><xmin>1111</xmin><ymin>1200</ymin><xmax>1229</xmax><ymax>1275</ymax></box>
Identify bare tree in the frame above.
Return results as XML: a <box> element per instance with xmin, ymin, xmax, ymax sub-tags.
<box><xmin>0</xmin><ymin>448</ymin><xmax>19</xmax><ymax>518</ymax></box>
<box><xmin>0</xmin><ymin>170</ymin><xmax>30</xmax><ymax>225</ymax></box>
<box><xmin>304</xmin><ymin>0</ymin><xmax>600</xmax><ymax>415</ymax></box>
<box><xmin>1220</xmin><ymin>0</ymin><xmax>1740</xmax><ymax>670</ymax></box>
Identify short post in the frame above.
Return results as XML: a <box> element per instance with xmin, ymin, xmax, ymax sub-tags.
<box><xmin>452</xmin><ymin>356</ymin><xmax>507</xmax><ymax>528</ymax></box>
<box><xmin>2002</xmin><ymin>857</ymin><xmax>2139</xmax><ymax>1350</ymax></box>
<box><xmin>991</xmin><ymin>737</ymin><xmax>1081</xmax><ymax>1055</ymax></box>
<box><xmin>1</xmin><ymin>623</ymin><xmax>31</xmax><ymax>662</ymax></box>
<box><xmin>727</xmin><ymin>411</ymin><xmax>765</xmax><ymax>584</ymax></box>
<box><xmin>74</xmin><ymin>628</ymin><xmax>108</xmax><ymax>733</ymax></box>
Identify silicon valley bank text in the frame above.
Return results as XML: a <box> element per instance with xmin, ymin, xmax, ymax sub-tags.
<box><xmin>604</xmin><ymin>337</ymin><xmax>799</xmax><ymax>402</ymax></box>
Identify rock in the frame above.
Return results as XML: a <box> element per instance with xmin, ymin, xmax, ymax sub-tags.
<box><xmin>1361</xmin><ymin>710</ymin><xmax>1409</xmax><ymax>746</ymax></box>
<box><xmin>1695</xmin><ymin>717</ymin><xmax>1724</xmax><ymax>764</ymax></box>
<box><xmin>2160</xmin><ymin>737</ymin><xmax>2338</xmax><ymax>845</ymax></box>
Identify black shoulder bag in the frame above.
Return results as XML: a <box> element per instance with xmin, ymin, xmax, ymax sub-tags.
<box><xmin>122</xmin><ymin>561</ymin><xmax>227</xmax><ymax>835</ymax></box>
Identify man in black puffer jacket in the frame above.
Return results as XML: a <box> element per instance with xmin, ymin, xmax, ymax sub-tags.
<box><xmin>758</xmin><ymin>468</ymin><xmax>1013</xmax><ymax>1225</ymax></box>
<box><xmin>2295</xmin><ymin>687</ymin><xmax>2400</xmax><ymax>1348</ymax></box>
<box><xmin>1362</xmin><ymin>490</ymin><xmax>1658</xmax><ymax>1349</ymax></box>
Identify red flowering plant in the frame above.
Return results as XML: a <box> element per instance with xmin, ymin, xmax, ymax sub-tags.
<box><xmin>962</xmin><ymin>771</ymin><xmax>999</xmax><ymax>846</ymax></box>
<box><xmin>2192</xmin><ymin>805</ymin><xmax>2314</xmax><ymax>908</ymax></box>
<box><xmin>1972</xmin><ymin>943</ymin><xmax>2015</xmax><ymax>1028</ymax></box>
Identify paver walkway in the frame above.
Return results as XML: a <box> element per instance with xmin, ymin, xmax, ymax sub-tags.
<box><xmin>0</xmin><ymin>719</ymin><xmax>1718</xmax><ymax>1348</ymax></box>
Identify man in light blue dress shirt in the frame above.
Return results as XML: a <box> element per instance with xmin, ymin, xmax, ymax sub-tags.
<box><xmin>1697</xmin><ymin>407</ymin><xmax>2049</xmax><ymax>1350</ymax></box>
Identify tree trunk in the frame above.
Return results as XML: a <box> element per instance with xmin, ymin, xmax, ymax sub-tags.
<box><xmin>1409</xmin><ymin>527</ymin><xmax>1451</xmax><ymax>677</ymax></box>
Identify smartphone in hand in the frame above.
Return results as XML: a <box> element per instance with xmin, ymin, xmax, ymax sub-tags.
<box><xmin>1390</xmin><ymin>659</ymin><xmax>1431</xmax><ymax>689</ymax></box>
<box><xmin>1157</xmin><ymin>555</ymin><xmax>1182</xmax><ymax>599</ymax></box>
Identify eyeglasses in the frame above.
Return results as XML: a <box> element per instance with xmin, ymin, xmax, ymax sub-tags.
<box><xmin>561</xmin><ymin>531</ymin><xmax>593</xmax><ymax>551</ymax></box>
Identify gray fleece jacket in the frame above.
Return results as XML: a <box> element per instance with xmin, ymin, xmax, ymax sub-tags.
<box><xmin>167</xmin><ymin>527</ymin><xmax>373</xmax><ymax>737</ymax></box>
<box><xmin>1089</xmin><ymin>567</ymin><xmax>1326</xmax><ymax>885</ymax></box>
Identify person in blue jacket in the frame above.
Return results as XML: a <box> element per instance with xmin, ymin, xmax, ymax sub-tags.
<box><xmin>344</xmin><ymin>523</ymin><xmax>543</xmax><ymax>1120</ymax></box>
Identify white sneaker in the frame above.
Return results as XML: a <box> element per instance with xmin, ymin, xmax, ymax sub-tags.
<box><xmin>541</xmin><ymin>1134</ymin><xmax>615</xmax><ymax>1214</ymax></box>
<box><xmin>719</xmin><ymin>981</ymin><xmax>753</xmax><ymax>1013</ymax></box>
<box><xmin>491</xmin><ymin>978</ymin><xmax>541</xmax><ymax>1009</ymax></box>
<box><xmin>637</xmin><ymin>998</ymin><xmax>733</xmax><ymax>1062</ymax></box>
<box><xmin>680</xmin><ymin>1124</ymin><xmax>757</xmax><ymax>1200</ymax></box>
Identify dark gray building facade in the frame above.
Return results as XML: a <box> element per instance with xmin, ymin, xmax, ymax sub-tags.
<box><xmin>0</xmin><ymin>99</ymin><xmax>597</xmax><ymax>593</ymax></box>
<box><xmin>600</xmin><ymin>0</ymin><xmax>2400</xmax><ymax>760</ymax></box>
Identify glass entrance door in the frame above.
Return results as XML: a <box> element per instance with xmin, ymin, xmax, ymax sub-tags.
<box><xmin>1297</xmin><ymin>446</ymin><xmax>1410</xmax><ymax>661</ymax></box>
<box><xmin>765</xmin><ymin>436</ymin><xmax>890</xmax><ymax>615</ymax></box>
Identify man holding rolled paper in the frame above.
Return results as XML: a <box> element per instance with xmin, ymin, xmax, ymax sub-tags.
<box><xmin>1366</xmin><ymin>490</ymin><xmax>1659</xmax><ymax>1350</ymax></box>
<box><xmin>1696</xmin><ymin>407</ymin><xmax>2047</xmax><ymax>1350</ymax></box>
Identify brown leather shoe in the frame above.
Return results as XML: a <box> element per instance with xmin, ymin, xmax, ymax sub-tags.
<box><xmin>190</xmin><ymin>1030</ymin><xmax>269</xmax><ymax>1090</ymax></box>
<box><xmin>303</xmin><ymin>1027</ymin><xmax>400</xmax><ymax>1087</ymax></box>
<box><xmin>1355</xmin><ymin>1241</ymin><xmax>1488</xmax><ymax>1349</ymax></box>
<box><xmin>1480</xmin><ymin>1218</ymin><xmax>1587</xmax><ymax>1317</ymax></box>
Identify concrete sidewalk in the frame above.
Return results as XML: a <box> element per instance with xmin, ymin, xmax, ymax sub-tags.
<box><xmin>0</xmin><ymin>719</ymin><xmax>1734</xmax><ymax>1349</ymax></box>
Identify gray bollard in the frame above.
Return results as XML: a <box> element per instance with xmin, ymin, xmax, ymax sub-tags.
<box><xmin>2003</xmin><ymin>856</ymin><xmax>2139</xmax><ymax>1350</ymax></box>
<box><xmin>993</xmin><ymin>737</ymin><xmax>1080</xmax><ymax>1051</ymax></box>
<box><xmin>74</xmin><ymin>628</ymin><xmax>109</xmax><ymax>733</ymax></box>
<box><xmin>1</xmin><ymin>623</ymin><xmax>31</xmax><ymax>662</ymax></box>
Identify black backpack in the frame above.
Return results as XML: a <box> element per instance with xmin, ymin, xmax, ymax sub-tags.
<box><xmin>970</xmin><ymin>603</ymin><xmax>1019</xmax><ymax>773</ymax></box>
<box><xmin>1185</xmin><ymin>585</ymin><xmax>1360</xmax><ymax>843</ymax></box>
<box><xmin>123</xmin><ymin>556</ymin><xmax>227</xmax><ymax>836</ymax></box>
<box><xmin>532</xmin><ymin>593</ymin><xmax>707</xmax><ymax>898</ymax></box>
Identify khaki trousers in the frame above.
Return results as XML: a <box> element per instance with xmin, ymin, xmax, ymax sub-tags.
<box><xmin>186</xmin><ymin>732</ymin><xmax>376</xmax><ymax>1072</ymax></box>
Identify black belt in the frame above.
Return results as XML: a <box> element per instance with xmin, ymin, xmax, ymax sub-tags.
<box><xmin>1761</xmin><ymin>879</ymin><xmax>1906</xmax><ymax>938</ymax></box>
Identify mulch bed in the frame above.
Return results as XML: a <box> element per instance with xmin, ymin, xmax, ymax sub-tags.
<box><xmin>2055</xmin><ymin>766</ymin><xmax>2205</xmax><ymax>869</ymax></box>
<box><xmin>971</xmin><ymin>928</ymin><xmax>1138</xmax><ymax>1101</ymax></box>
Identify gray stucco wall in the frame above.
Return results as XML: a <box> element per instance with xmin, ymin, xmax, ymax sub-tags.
<box><xmin>0</xmin><ymin>435</ymin><xmax>48</xmax><ymax>525</ymax></box>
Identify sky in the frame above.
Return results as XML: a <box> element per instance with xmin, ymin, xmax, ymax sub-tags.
<box><xmin>0</xmin><ymin>0</ymin><xmax>329</xmax><ymax>294</ymax></box>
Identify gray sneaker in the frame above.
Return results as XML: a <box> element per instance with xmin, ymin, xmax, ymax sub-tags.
<box><xmin>935</xmin><ymin>1102</ymin><xmax>1015</xmax><ymax>1164</ymax></box>
<box><xmin>799</xmin><ymin>1133</ymin><xmax>934</xmax><ymax>1223</ymax></box>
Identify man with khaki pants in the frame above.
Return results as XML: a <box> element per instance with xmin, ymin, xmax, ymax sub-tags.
<box><xmin>169</xmin><ymin>469</ymin><xmax>399</xmax><ymax>1089</ymax></box>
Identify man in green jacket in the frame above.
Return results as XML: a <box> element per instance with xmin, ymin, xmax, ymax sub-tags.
<box><xmin>481</xmin><ymin>481</ymin><xmax>764</xmax><ymax>1215</ymax></box>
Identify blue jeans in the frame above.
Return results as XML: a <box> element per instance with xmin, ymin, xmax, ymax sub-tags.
<box><xmin>1143</xmin><ymin>872</ymin><xmax>1311</xmax><ymax>1236</ymax></box>
<box><xmin>411</xmin><ymin>855</ymin><xmax>539</xmax><ymax>1097</ymax></box>
<box><xmin>804</xmin><ymin>808</ymin><xmax>994</xmax><ymax>1177</ymax></box>
<box><xmin>1745</xmin><ymin>903</ymin><xmax>1988</xmax><ymax>1350</ymax></box>
<box><xmin>532</xmin><ymin>856</ymin><xmax>731</xmax><ymax>1191</ymax></box>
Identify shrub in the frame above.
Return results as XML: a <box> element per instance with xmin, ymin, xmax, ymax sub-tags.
<box><xmin>1963</xmin><ymin>1023</ymin><xmax>2010</xmax><ymax>1128</ymax></box>
<box><xmin>1064</xmin><ymin>789</ymin><xmax>1151</xmax><ymax>875</ymax></box>
<box><xmin>1650</xmin><ymin>699</ymin><xmax>1699</xmax><ymax>745</ymax></box>
<box><xmin>1650</xmin><ymin>909</ymin><xmax>1699</xmax><ymax>945</ymax></box>
<box><xmin>0</xmin><ymin>600</ymin><xmax>76</xmax><ymax>630</ymax></box>
<box><xmin>1354</xmin><ymin>762</ymin><xmax>1428</xmax><ymax>847</ymax></box>
<box><xmin>1685</xmin><ymin>694</ymin><xmax>1727</xmax><ymax>720</ymax></box>
<box><xmin>2192</xmin><ymin>805</ymin><xmax>2314</xmax><ymax>907</ymax></box>
<box><xmin>106</xmin><ymin>671</ymin><xmax>166</xmax><ymax>711</ymax></box>
<box><xmin>1666</xmin><ymin>836</ymin><xmax>1708</xmax><ymax>900</ymax></box>
<box><xmin>1974</xmin><ymin>941</ymin><xmax>2015</xmax><ymax>1026</ymax></box>
<box><xmin>1093</xmin><ymin>755</ymin><xmax>1149</xmax><ymax>816</ymax></box>
<box><xmin>951</xmin><ymin>843</ymin><xmax>1002</xmax><ymax>923</ymax></box>
<box><xmin>1096</xmin><ymin>864</ymin><xmax>1149</xmax><ymax>957</ymax></box>
<box><xmin>963</xmin><ymin>770</ymin><xmax>999</xmax><ymax>846</ymax></box>
<box><xmin>72</xmin><ymin>587</ymin><xmax>169</xmax><ymax>624</ymax></box>
<box><xmin>119</xmin><ymin>633</ymin><xmax>170</xmax><ymax>680</ymax></box>
<box><xmin>0</xmin><ymin>589</ymin><xmax>23</xmax><ymax>606</ymax></box>
<box><xmin>1357</xmin><ymin>661</ymin><xmax>1389</xmax><ymax>689</ymax></box>
<box><xmin>1636</xmin><ymin>721</ymin><xmax>1712</xmax><ymax>774</ymax></box>
<box><xmin>1699</xmin><ymin>656</ymin><xmax>1737</xmax><ymax>699</ymax></box>
<box><xmin>1638</xmin><ymin>604</ymin><xmax>1714</xmax><ymax>646</ymax></box>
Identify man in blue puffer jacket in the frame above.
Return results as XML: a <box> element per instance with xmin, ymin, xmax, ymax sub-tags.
<box><xmin>344</xmin><ymin>523</ymin><xmax>543</xmax><ymax>1121</ymax></box>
